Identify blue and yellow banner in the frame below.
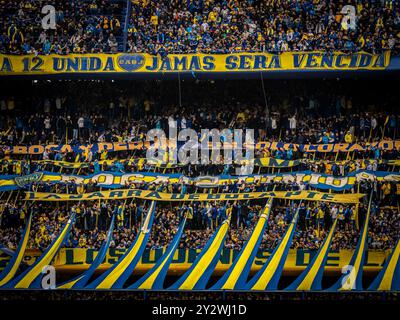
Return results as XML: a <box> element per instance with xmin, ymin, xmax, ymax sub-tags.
<box><xmin>327</xmin><ymin>194</ymin><xmax>373</xmax><ymax>291</ymax></box>
<box><xmin>1</xmin><ymin>248</ymin><xmax>391</xmax><ymax>277</ymax></box>
<box><xmin>24</xmin><ymin>189</ymin><xmax>364</xmax><ymax>204</ymax></box>
<box><xmin>169</xmin><ymin>215</ymin><xmax>231</xmax><ymax>290</ymax></box>
<box><xmin>286</xmin><ymin>217</ymin><xmax>338</xmax><ymax>291</ymax></box>
<box><xmin>368</xmin><ymin>238</ymin><xmax>400</xmax><ymax>291</ymax></box>
<box><xmin>2</xmin><ymin>157</ymin><xmax>400</xmax><ymax>175</ymax></box>
<box><xmin>1</xmin><ymin>140</ymin><xmax>399</xmax><ymax>155</ymax></box>
<box><xmin>2</xmin><ymin>170</ymin><xmax>398</xmax><ymax>193</ymax></box>
<box><xmin>129</xmin><ymin>215</ymin><xmax>187</xmax><ymax>290</ymax></box>
<box><xmin>4</xmin><ymin>213</ymin><xmax>75</xmax><ymax>289</ymax></box>
<box><xmin>85</xmin><ymin>202</ymin><xmax>156</xmax><ymax>289</ymax></box>
<box><xmin>211</xmin><ymin>200</ymin><xmax>272</xmax><ymax>290</ymax></box>
<box><xmin>0</xmin><ymin>51</ymin><xmax>390</xmax><ymax>75</ymax></box>
<box><xmin>0</xmin><ymin>213</ymin><xmax>32</xmax><ymax>287</ymax></box>
<box><xmin>57</xmin><ymin>215</ymin><xmax>116</xmax><ymax>289</ymax></box>
<box><xmin>245</xmin><ymin>207</ymin><xmax>300</xmax><ymax>290</ymax></box>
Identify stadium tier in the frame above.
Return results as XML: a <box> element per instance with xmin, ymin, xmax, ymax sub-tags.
<box><xmin>1</xmin><ymin>0</ymin><xmax>399</xmax><ymax>55</ymax></box>
<box><xmin>0</xmin><ymin>0</ymin><xmax>399</xmax><ymax>307</ymax></box>
<box><xmin>0</xmin><ymin>77</ymin><xmax>399</xmax><ymax>295</ymax></box>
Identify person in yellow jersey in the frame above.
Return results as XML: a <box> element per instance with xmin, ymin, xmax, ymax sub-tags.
<box><xmin>115</xmin><ymin>202</ymin><xmax>124</xmax><ymax>229</ymax></box>
<box><xmin>349</xmin><ymin>161</ymin><xmax>356</xmax><ymax>173</ymax></box>
<box><xmin>381</xmin><ymin>181</ymin><xmax>391</xmax><ymax>205</ymax></box>
<box><xmin>317</xmin><ymin>205</ymin><xmax>325</xmax><ymax>229</ymax></box>
<box><xmin>100</xmin><ymin>148</ymin><xmax>108</xmax><ymax>160</ymax></box>
<box><xmin>77</xmin><ymin>183</ymin><xmax>85</xmax><ymax>195</ymax></box>
<box><xmin>344</xmin><ymin>131</ymin><xmax>353</xmax><ymax>143</ymax></box>
<box><xmin>15</xmin><ymin>161</ymin><xmax>22</xmax><ymax>175</ymax></box>
<box><xmin>78</xmin><ymin>235</ymin><xmax>87</xmax><ymax>248</ymax></box>
<box><xmin>150</xmin><ymin>14</ymin><xmax>158</xmax><ymax>26</ymax></box>
<box><xmin>208</xmin><ymin>9</ymin><xmax>217</xmax><ymax>23</ymax></box>
<box><xmin>75</xmin><ymin>204</ymin><xmax>81</xmax><ymax>215</ymax></box>
<box><xmin>19</xmin><ymin>204</ymin><xmax>27</xmax><ymax>225</ymax></box>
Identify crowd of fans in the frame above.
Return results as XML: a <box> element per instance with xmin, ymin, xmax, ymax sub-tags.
<box><xmin>1</xmin><ymin>0</ymin><xmax>124</xmax><ymax>55</ymax></box>
<box><xmin>0</xmin><ymin>77</ymin><xmax>399</xmax><ymax>284</ymax></box>
<box><xmin>127</xmin><ymin>0</ymin><xmax>400</xmax><ymax>55</ymax></box>
<box><xmin>1</xmin><ymin>1</ymin><xmax>399</xmax><ymax>55</ymax></box>
<box><xmin>1</xmin><ymin>198</ymin><xmax>398</xmax><ymax>255</ymax></box>
<box><xmin>1</xmin><ymin>79</ymin><xmax>400</xmax><ymax>153</ymax></box>
<box><xmin>0</xmin><ymin>1</ymin><xmax>399</xmax><ymax>302</ymax></box>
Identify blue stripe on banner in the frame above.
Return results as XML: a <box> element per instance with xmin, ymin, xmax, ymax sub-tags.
<box><xmin>285</xmin><ymin>218</ymin><xmax>338</xmax><ymax>291</ymax></box>
<box><xmin>128</xmin><ymin>216</ymin><xmax>187</xmax><ymax>289</ymax></box>
<box><xmin>58</xmin><ymin>215</ymin><xmax>116</xmax><ymax>289</ymax></box>
<box><xmin>368</xmin><ymin>238</ymin><xmax>400</xmax><ymax>291</ymax></box>
<box><xmin>326</xmin><ymin>193</ymin><xmax>372</xmax><ymax>291</ymax></box>
<box><xmin>1</xmin><ymin>170</ymin><xmax>398</xmax><ymax>192</ymax></box>
<box><xmin>3</xmin><ymin>213</ymin><xmax>76</xmax><ymax>289</ymax></box>
<box><xmin>210</xmin><ymin>200</ymin><xmax>272</xmax><ymax>290</ymax></box>
<box><xmin>85</xmin><ymin>202</ymin><xmax>156</xmax><ymax>289</ymax></box>
<box><xmin>168</xmin><ymin>219</ymin><xmax>230</xmax><ymax>290</ymax></box>
<box><xmin>0</xmin><ymin>213</ymin><xmax>32</xmax><ymax>286</ymax></box>
<box><xmin>244</xmin><ymin>209</ymin><xmax>300</xmax><ymax>290</ymax></box>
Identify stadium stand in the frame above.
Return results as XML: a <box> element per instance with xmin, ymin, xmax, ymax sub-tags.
<box><xmin>0</xmin><ymin>1</ymin><xmax>399</xmax><ymax>304</ymax></box>
<box><xmin>0</xmin><ymin>1</ymin><xmax>399</xmax><ymax>54</ymax></box>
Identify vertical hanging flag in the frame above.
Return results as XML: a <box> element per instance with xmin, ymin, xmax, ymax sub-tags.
<box><xmin>168</xmin><ymin>214</ymin><xmax>231</xmax><ymax>290</ymax></box>
<box><xmin>368</xmin><ymin>238</ymin><xmax>400</xmax><ymax>291</ymax></box>
<box><xmin>245</xmin><ymin>203</ymin><xmax>301</xmax><ymax>291</ymax></box>
<box><xmin>0</xmin><ymin>213</ymin><xmax>32</xmax><ymax>287</ymax></box>
<box><xmin>4</xmin><ymin>213</ymin><xmax>76</xmax><ymax>289</ymax></box>
<box><xmin>57</xmin><ymin>215</ymin><xmax>116</xmax><ymax>289</ymax></box>
<box><xmin>210</xmin><ymin>199</ymin><xmax>273</xmax><ymax>290</ymax></box>
<box><xmin>285</xmin><ymin>217</ymin><xmax>338</xmax><ymax>291</ymax></box>
<box><xmin>326</xmin><ymin>194</ymin><xmax>372</xmax><ymax>291</ymax></box>
<box><xmin>128</xmin><ymin>215</ymin><xmax>187</xmax><ymax>289</ymax></box>
<box><xmin>85</xmin><ymin>201</ymin><xmax>156</xmax><ymax>289</ymax></box>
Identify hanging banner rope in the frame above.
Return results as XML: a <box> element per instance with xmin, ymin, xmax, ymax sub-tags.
<box><xmin>3</xmin><ymin>213</ymin><xmax>76</xmax><ymax>289</ymax></box>
<box><xmin>327</xmin><ymin>193</ymin><xmax>372</xmax><ymax>291</ymax></box>
<box><xmin>210</xmin><ymin>199</ymin><xmax>273</xmax><ymax>290</ymax></box>
<box><xmin>0</xmin><ymin>213</ymin><xmax>32</xmax><ymax>287</ymax></box>
<box><xmin>285</xmin><ymin>217</ymin><xmax>339</xmax><ymax>291</ymax></box>
<box><xmin>244</xmin><ymin>203</ymin><xmax>300</xmax><ymax>290</ymax></box>
<box><xmin>168</xmin><ymin>214</ymin><xmax>231</xmax><ymax>290</ymax></box>
<box><xmin>128</xmin><ymin>215</ymin><xmax>187</xmax><ymax>290</ymax></box>
<box><xmin>368</xmin><ymin>238</ymin><xmax>400</xmax><ymax>291</ymax></box>
<box><xmin>85</xmin><ymin>201</ymin><xmax>156</xmax><ymax>289</ymax></box>
<box><xmin>57</xmin><ymin>215</ymin><xmax>116</xmax><ymax>289</ymax></box>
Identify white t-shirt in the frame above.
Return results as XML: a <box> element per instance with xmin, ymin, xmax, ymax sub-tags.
<box><xmin>271</xmin><ymin>118</ymin><xmax>277</xmax><ymax>129</ymax></box>
<box><xmin>331</xmin><ymin>207</ymin><xmax>338</xmax><ymax>219</ymax></box>
<box><xmin>78</xmin><ymin>117</ymin><xmax>84</xmax><ymax>128</ymax></box>
<box><xmin>44</xmin><ymin>118</ymin><xmax>51</xmax><ymax>129</ymax></box>
<box><xmin>289</xmin><ymin>116</ymin><xmax>297</xmax><ymax>129</ymax></box>
<box><xmin>371</xmin><ymin>117</ymin><xmax>377</xmax><ymax>129</ymax></box>
<box><xmin>43</xmin><ymin>150</ymin><xmax>50</xmax><ymax>160</ymax></box>
<box><xmin>168</xmin><ymin>116</ymin><xmax>176</xmax><ymax>129</ymax></box>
